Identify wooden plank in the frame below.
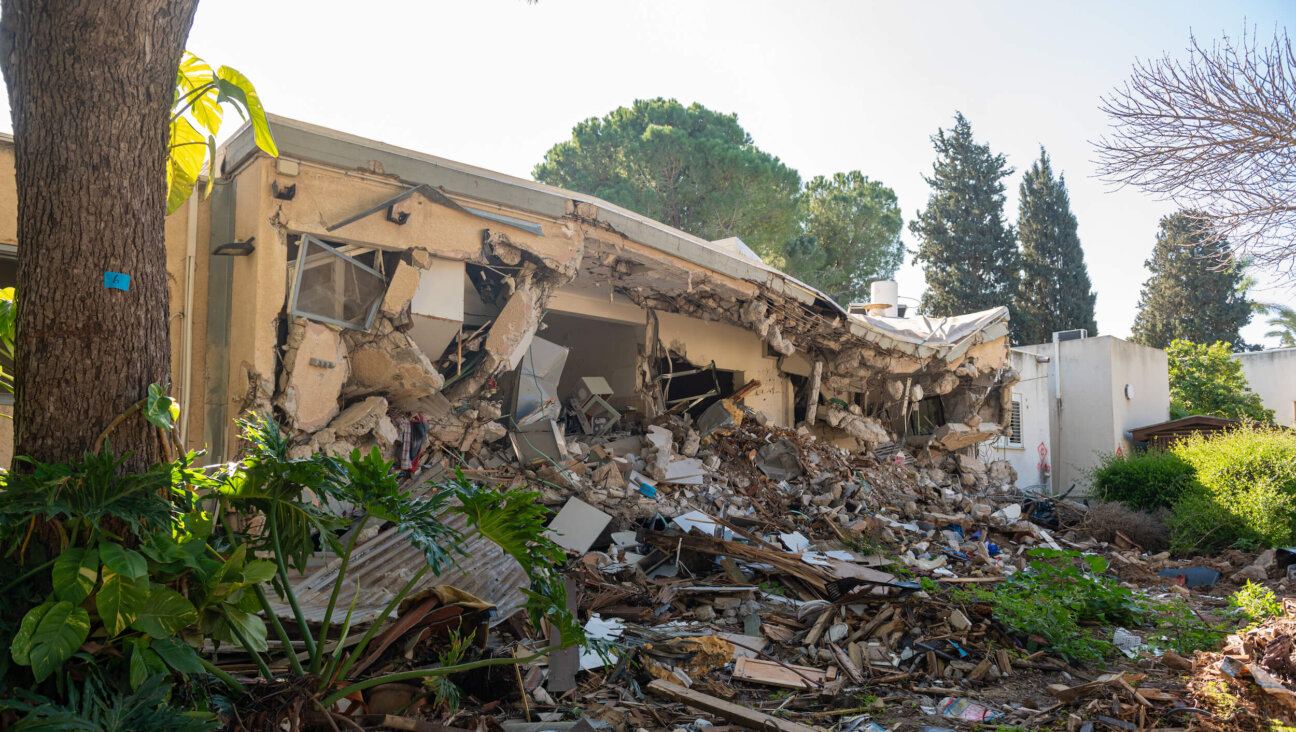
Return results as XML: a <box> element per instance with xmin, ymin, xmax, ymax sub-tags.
<box><xmin>733</xmin><ymin>657</ymin><xmax>836</xmax><ymax>689</ymax></box>
<box><xmin>647</xmin><ymin>680</ymin><xmax>823</xmax><ymax>732</ymax></box>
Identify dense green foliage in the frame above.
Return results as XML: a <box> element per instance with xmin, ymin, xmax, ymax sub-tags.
<box><xmin>783</xmin><ymin>171</ymin><xmax>904</xmax><ymax>304</ymax></box>
<box><xmin>910</xmin><ymin>113</ymin><xmax>1019</xmax><ymax>319</ymax></box>
<box><xmin>1168</xmin><ymin>425</ymin><xmax>1296</xmax><ymax>553</ymax></box>
<box><xmin>1015</xmin><ymin>149</ymin><xmax>1097</xmax><ymax>344</ymax></box>
<box><xmin>1131</xmin><ymin>212</ymin><xmax>1253</xmax><ymax>349</ymax></box>
<box><xmin>533</xmin><ymin>98</ymin><xmax>801</xmax><ymax>262</ymax></box>
<box><xmin>0</xmin><ymin>412</ymin><xmax>581</xmax><ymax>727</ymax></box>
<box><xmin>1166</xmin><ymin>340</ymin><xmax>1274</xmax><ymax>422</ymax></box>
<box><xmin>1090</xmin><ymin>450</ymin><xmax>1197</xmax><ymax>511</ymax></box>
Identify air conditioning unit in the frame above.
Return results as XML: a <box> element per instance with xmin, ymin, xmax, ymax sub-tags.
<box><xmin>1053</xmin><ymin>329</ymin><xmax>1088</xmax><ymax>343</ymax></box>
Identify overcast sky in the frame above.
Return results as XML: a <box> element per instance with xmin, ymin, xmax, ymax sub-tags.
<box><xmin>13</xmin><ymin>1</ymin><xmax>1295</xmax><ymax>344</ymax></box>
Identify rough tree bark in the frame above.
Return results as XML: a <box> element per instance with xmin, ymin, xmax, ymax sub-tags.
<box><xmin>0</xmin><ymin>0</ymin><xmax>199</xmax><ymax>468</ymax></box>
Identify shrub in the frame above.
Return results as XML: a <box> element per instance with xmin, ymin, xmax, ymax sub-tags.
<box><xmin>1229</xmin><ymin>581</ymin><xmax>1283</xmax><ymax>626</ymax></box>
<box><xmin>1091</xmin><ymin>450</ymin><xmax>1197</xmax><ymax>511</ymax></box>
<box><xmin>1168</xmin><ymin>425</ymin><xmax>1296</xmax><ymax>553</ymax></box>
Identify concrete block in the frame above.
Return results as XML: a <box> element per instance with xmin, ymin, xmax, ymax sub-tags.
<box><xmin>380</xmin><ymin>261</ymin><xmax>421</xmax><ymax>316</ymax></box>
<box><xmin>281</xmin><ymin>321</ymin><xmax>349</xmax><ymax>432</ymax></box>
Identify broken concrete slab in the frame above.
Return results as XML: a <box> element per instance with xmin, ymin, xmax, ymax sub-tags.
<box><xmin>345</xmin><ymin>331</ymin><xmax>446</xmax><ymax>412</ymax></box>
<box><xmin>279</xmin><ymin>320</ymin><xmax>349</xmax><ymax>433</ymax></box>
<box><xmin>544</xmin><ymin>497</ymin><xmax>612</xmax><ymax>554</ymax></box>
<box><xmin>380</xmin><ymin>261</ymin><xmax>422</xmax><ymax>317</ymax></box>
<box><xmin>929</xmin><ymin>421</ymin><xmax>1002</xmax><ymax>451</ymax></box>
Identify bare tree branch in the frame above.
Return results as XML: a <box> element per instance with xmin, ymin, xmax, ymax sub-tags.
<box><xmin>1095</xmin><ymin>27</ymin><xmax>1296</xmax><ymax>279</ymax></box>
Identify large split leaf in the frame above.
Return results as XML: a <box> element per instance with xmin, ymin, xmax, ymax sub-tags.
<box><xmin>215</xmin><ymin>66</ymin><xmax>278</xmax><ymax>157</ymax></box>
<box><xmin>26</xmin><ymin>601</ymin><xmax>91</xmax><ymax>682</ymax></box>
<box><xmin>131</xmin><ymin>585</ymin><xmax>198</xmax><ymax>638</ymax></box>
<box><xmin>100</xmin><ymin>542</ymin><xmax>148</xmax><ymax>580</ymax></box>
<box><xmin>150</xmin><ymin>636</ymin><xmax>204</xmax><ymax>675</ymax></box>
<box><xmin>98</xmin><ymin>570</ymin><xmax>150</xmax><ymax>637</ymax></box>
<box><xmin>51</xmin><ymin>547</ymin><xmax>100</xmax><ymax>604</ymax></box>
<box><xmin>207</xmin><ymin>607</ymin><xmax>268</xmax><ymax>653</ymax></box>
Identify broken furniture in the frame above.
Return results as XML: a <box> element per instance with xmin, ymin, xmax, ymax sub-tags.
<box><xmin>569</xmin><ymin>376</ymin><xmax>620</xmax><ymax>436</ymax></box>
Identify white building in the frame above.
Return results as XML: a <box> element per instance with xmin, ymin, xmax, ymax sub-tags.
<box><xmin>990</xmin><ymin>335</ymin><xmax>1170</xmax><ymax>495</ymax></box>
<box><xmin>1234</xmin><ymin>347</ymin><xmax>1296</xmax><ymax>427</ymax></box>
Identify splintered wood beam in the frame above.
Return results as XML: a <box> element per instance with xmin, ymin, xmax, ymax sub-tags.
<box><xmin>647</xmin><ymin>680</ymin><xmax>824</xmax><ymax>732</ymax></box>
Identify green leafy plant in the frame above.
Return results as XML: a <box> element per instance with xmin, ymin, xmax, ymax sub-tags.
<box><xmin>213</xmin><ymin>414</ymin><xmax>584</xmax><ymax>709</ymax></box>
<box><xmin>0</xmin><ymin>672</ymin><xmax>218</xmax><ymax>731</ymax></box>
<box><xmin>168</xmin><ymin>51</ymin><xmax>277</xmax><ymax>214</ymax></box>
<box><xmin>1148</xmin><ymin>597</ymin><xmax>1228</xmax><ymax>655</ymax></box>
<box><xmin>1230</xmin><ymin>581</ymin><xmax>1283</xmax><ymax>626</ymax></box>
<box><xmin>1168</xmin><ymin>424</ymin><xmax>1296</xmax><ymax>553</ymax></box>
<box><xmin>1090</xmin><ymin>449</ymin><xmax>1197</xmax><ymax>511</ymax></box>
<box><xmin>952</xmin><ymin>548</ymin><xmax>1148</xmax><ymax>663</ymax></box>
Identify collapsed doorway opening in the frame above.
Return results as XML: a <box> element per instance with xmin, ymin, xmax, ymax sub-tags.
<box><xmin>656</xmin><ymin>353</ymin><xmax>737</xmax><ymax>420</ymax></box>
<box><xmin>539</xmin><ymin>312</ymin><xmax>644</xmax><ymax>417</ymax></box>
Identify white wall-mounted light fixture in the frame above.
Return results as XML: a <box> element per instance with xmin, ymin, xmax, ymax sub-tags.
<box><xmin>1124</xmin><ymin>384</ymin><xmax>1134</xmax><ymax>400</ymax></box>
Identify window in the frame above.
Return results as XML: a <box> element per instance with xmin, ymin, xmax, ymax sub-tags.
<box><xmin>1006</xmin><ymin>394</ymin><xmax>1023</xmax><ymax>447</ymax></box>
<box><xmin>287</xmin><ymin>235</ymin><xmax>386</xmax><ymax>330</ymax></box>
<box><xmin>908</xmin><ymin>396</ymin><xmax>944</xmax><ymax>436</ymax></box>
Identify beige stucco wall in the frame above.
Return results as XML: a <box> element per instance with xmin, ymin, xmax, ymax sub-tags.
<box><xmin>0</xmin><ymin>140</ymin><xmax>15</xmax><ymax>247</ymax></box>
<box><xmin>1235</xmin><ymin>347</ymin><xmax>1296</xmax><ymax>426</ymax></box>
<box><xmin>0</xmin><ymin>141</ymin><xmax>14</xmax><ymax>467</ymax></box>
<box><xmin>655</xmin><ymin>310</ymin><xmax>792</xmax><ymax>425</ymax></box>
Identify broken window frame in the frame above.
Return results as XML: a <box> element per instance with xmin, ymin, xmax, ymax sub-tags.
<box><xmin>287</xmin><ymin>234</ymin><xmax>385</xmax><ymax>331</ymax></box>
<box><xmin>1003</xmin><ymin>393</ymin><xmax>1024</xmax><ymax>447</ymax></box>
<box><xmin>907</xmin><ymin>395</ymin><xmax>945</xmax><ymax>437</ymax></box>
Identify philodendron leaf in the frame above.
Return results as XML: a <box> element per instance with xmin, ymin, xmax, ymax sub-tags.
<box><xmin>214</xmin><ymin>66</ymin><xmax>277</xmax><ymax>157</ymax></box>
<box><xmin>10</xmin><ymin>600</ymin><xmax>53</xmax><ymax>666</ymax></box>
<box><xmin>98</xmin><ymin>570</ymin><xmax>150</xmax><ymax>637</ymax></box>
<box><xmin>209</xmin><ymin>607</ymin><xmax>268</xmax><ymax>653</ymax></box>
<box><xmin>150</xmin><ymin>636</ymin><xmax>204</xmax><ymax>675</ymax></box>
<box><xmin>27</xmin><ymin>601</ymin><xmax>91</xmax><ymax>682</ymax></box>
<box><xmin>51</xmin><ymin>547</ymin><xmax>100</xmax><ymax>605</ymax></box>
<box><xmin>145</xmin><ymin>383</ymin><xmax>178</xmax><ymax>431</ymax></box>
<box><xmin>238</xmin><ymin>559</ymin><xmax>277</xmax><ymax>585</ymax></box>
<box><xmin>100</xmin><ymin>542</ymin><xmax>148</xmax><ymax>580</ymax></box>
<box><xmin>131</xmin><ymin>585</ymin><xmax>199</xmax><ymax>638</ymax></box>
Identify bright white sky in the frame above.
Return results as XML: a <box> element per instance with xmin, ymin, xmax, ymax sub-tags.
<box><xmin>16</xmin><ymin>1</ymin><xmax>1296</xmax><ymax>343</ymax></box>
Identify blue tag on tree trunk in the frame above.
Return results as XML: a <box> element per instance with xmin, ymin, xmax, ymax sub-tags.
<box><xmin>104</xmin><ymin>272</ymin><xmax>130</xmax><ymax>291</ymax></box>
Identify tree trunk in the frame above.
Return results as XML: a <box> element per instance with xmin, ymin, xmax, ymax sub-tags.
<box><xmin>0</xmin><ymin>0</ymin><xmax>199</xmax><ymax>468</ymax></box>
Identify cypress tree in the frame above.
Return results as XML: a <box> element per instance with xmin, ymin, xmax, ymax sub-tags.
<box><xmin>1015</xmin><ymin>149</ymin><xmax>1098</xmax><ymax>344</ymax></box>
<box><xmin>1130</xmin><ymin>211</ymin><xmax>1253</xmax><ymax>348</ymax></box>
<box><xmin>910</xmin><ymin>113</ymin><xmax>1018</xmax><ymax>319</ymax></box>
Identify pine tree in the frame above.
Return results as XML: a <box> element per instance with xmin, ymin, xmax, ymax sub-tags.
<box><xmin>910</xmin><ymin>113</ymin><xmax>1018</xmax><ymax>319</ymax></box>
<box><xmin>1130</xmin><ymin>211</ymin><xmax>1253</xmax><ymax>348</ymax></box>
<box><xmin>1015</xmin><ymin>149</ymin><xmax>1098</xmax><ymax>344</ymax></box>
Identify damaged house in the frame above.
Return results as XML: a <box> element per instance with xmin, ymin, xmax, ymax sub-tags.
<box><xmin>0</xmin><ymin>118</ymin><xmax>1017</xmax><ymax>490</ymax></box>
<box><xmin>166</xmin><ymin>116</ymin><xmax>1017</xmax><ymax>483</ymax></box>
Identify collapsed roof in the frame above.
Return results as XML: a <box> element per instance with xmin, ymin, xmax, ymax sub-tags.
<box><xmin>211</xmin><ymin>115</ymin><xmax>1018</xmax><ymax>465</ymax></box>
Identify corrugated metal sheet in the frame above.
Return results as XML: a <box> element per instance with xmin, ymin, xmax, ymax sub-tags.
<box><xmin>268</xmin><ymin>498</ymin><xmax>529</xmax><ymax>628</ymax></box>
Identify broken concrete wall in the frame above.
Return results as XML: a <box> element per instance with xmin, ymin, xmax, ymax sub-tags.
<box><xmin>654</xmin><ymin>310</ymin><xmax>793</xmax><ymax>426</ymax></box>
